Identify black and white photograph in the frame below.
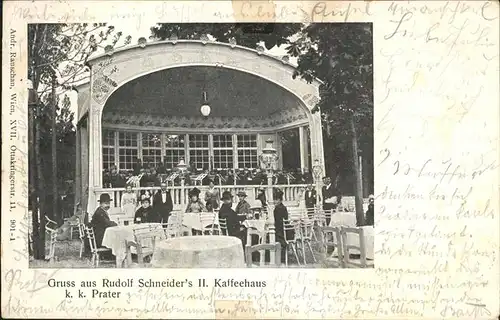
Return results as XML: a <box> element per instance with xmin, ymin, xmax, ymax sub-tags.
<box><xmin>27</xmin><ymin>22</ymin><xmax>373</xmax><ymax>269</ymax></box>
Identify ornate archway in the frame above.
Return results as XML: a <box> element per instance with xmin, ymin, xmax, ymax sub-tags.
<box><xmin>78</xmin><ymin>40</ymin><xmax>324</xmax><ymax>212</ymax></box>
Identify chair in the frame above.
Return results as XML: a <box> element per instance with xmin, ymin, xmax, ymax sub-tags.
<box><xmin>245</xmin><ymin>243</ymin><xmax>281</xmax><ymax>268</ymax></box>
<box><xmin>297</xmin><ymin>219</ymin><xmax>317</xmax><ymax>265</ymax></box>
<box><xmin>45</xmin><ymin>216</ymin><xmax>64</xmax><ymax>262</ymax></box>
<box><xmin>77</xmin><ymin>219</ymin><xmax>86</xmax><ymax>258</ymax></box>
<box><xmin>217</xmin><ymin>218</ymin><xmax>227</xmax><ymax>235</ymax></box>
<box><xmin>126</xmin><ymin>226</ymin><xmax>159</xmax><ymax>266</ymax></box>
<box><xmin>200</xmin><ymin>213</ymin><xmax>216</xmax><ymax>235</ymax></box>
<box><xmin>283</xmin><ymin>219</ymin><xmax>301</xmax><ymax>266</ymax></box>
<box><xmin>162</xmin><ymin>218</ymin><xmax>179</xmax><ymax>238</ymax></box>
<box><xmin>340</xmin><ymin>226</ymin><xmax>373</xmax><ymax>268</ymax></box>
<box><xmin>321</xmin><ymin>226</ymin><xmax>344</xmax><ymax>267</ymax></box>
<box><xmin>85</xmin><ymin>226</ymin><xmax>112</xmax><ymax>267</ymax></box>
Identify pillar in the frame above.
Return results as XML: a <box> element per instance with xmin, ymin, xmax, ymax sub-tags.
<box><xmin>299</xmin><ymin>126</ymin><xmax>309</xmax><ymax>173</ymax></box>
<box><xmin>88</xmin><ymin>101</ymin><xmax>103</xmax><ymax>215</ymax></box>
<box><xmin>75</xmin><ymin>124</ymin><xmax>82</xmax><ymax>209</ymax></box>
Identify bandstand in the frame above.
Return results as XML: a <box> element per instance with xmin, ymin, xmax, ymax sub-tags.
<box><xmin>74</xmin><ymin>39</ymin><xmax>325</xmax><ymax>214</ymax></box>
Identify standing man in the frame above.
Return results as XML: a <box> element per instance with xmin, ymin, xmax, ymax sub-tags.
<box><xmin>90</xmin><ymin>193</ymin><xmax>118</xmax><ymax>248</ymax></box>
<box><xmin>322</xmin><ymin>176</ymin><xmax>341</xmax><ymax>225</ymax></box>
<box><xmin>218</xmin><ymin>191</ymin><xmax>246</xmax><ymax>247</ymax></box>
<box><xmin>153</xmin><ymin>182</ymin><xmax>173</xmax><ymax>223</ymax></box>
<box><xmin>235</xmin><ymin>191</ymin><xmax>251</xmax><ymax>217</ymax></box>
<box><xmin>304</xmin><ymin>183</ymin><xmax>317</xmax><ymax>210</ymax></box>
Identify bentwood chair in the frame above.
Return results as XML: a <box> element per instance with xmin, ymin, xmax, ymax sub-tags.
<box><xmin>245</xmin><ymin>243</ymin><xmax>281</xmax><ymax>268</ymax></box>
<box><xmin>283</xmin><ymin>219</ymin><xmax>301</xmax><ymax>266</ymax></box>
<box><xmin>200</xmin><ymin>213</ymin><xmax>216</xmax><ymax>235</ymax></box>
<box><xmin>321</xmin><ymin>226</ymin><xmax>344</xmax><ymax>268</ymax></box>
<box><xmin>297</xmin><ymin>219</ymin><xmax>317</xmax><ymax>265</ymax></box>
<box><xmin>217</xmin><ymin>218</ymin><xmax>228</xmax><ymax>235</ymax></box>
<box><xmin>85</xmin><ymin>226</ymin><xmax>112</xmax><ymax>267</ymax></box>
<box><xmin>340</xmin><ymin>226</ymin><xmax>374</xmax><ymax>268</ymax></box>
<box><xmin>77</xmin><ymin>218</ymin><xmax>86</xmax><ymax>258</ymax></box>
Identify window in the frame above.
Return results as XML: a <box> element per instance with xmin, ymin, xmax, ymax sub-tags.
<box><xmin>213</xmin><ymin>135</ymin><xmax>233</xmax><ymax>169</ymax></box>
<box><xmin>142</xmin><ymin>133</ymin><xmax>162</xmax><ymax>167</ymax></box>
<box><xmin>164</xmin><ymin>135</ymin><xmax>185</xmax><ymax>169</ymax></box>
<box><xmin>102</xmin><ymin>130</ymin><xmax>115</xmax><ymax>170</ymax></box>
<box><xmin>189</xmin><ymin>134</ymin><xmax>209</xmax><ymax>170</ymax></box>
<box><xmin>237</xmin><ymin>134</ymin><xmax>258</xmax><ymax>168</ymax></box>
<box><xmin>118</xmin><ymin>132</ymin><xmax>138</xmax><ymax>170</ymax></box>
<box><xmin>119</xmin><ymin>149</ymin><xmax>138</xmax><ymax>170</ymax></box>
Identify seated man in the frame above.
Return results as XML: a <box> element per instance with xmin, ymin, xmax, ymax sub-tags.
<box><xmin>218</xmin><ymin>191</ymin><xmax>246</xmax><ymax>247</ymax></box>
<box><xmin>90</xmin><ymin>193</ymin><xmax>118</xmax><ymax>248</ymax></box>
<box><xmin>134</xmin><ymin>196</ymin><xmax>160</xmax><ymax>223</ymax></box>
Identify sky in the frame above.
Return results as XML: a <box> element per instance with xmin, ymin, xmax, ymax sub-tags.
<box><xmin>68</xmin><ymin>22</ymin><xmax>295</xmax><ymax>122</ymax></box>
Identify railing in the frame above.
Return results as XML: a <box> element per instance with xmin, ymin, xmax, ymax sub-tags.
<box><xmin>93</xmin><ymin>184</ymin><xmax>308</xmax><ymax>211</ymax></box>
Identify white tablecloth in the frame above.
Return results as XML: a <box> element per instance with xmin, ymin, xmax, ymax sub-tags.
<box><xmin>151</xmin><ymin>236</ymin><xmax>245</xmax><ymax>268</ymax></box>
<box><xmin>329</xmin><ymin>212</ymin><xmax>357</xmax><ymax>227</ymax></box>
<box><xmin>346</xmin><ymin>226</ymin><xmax>374</xmax><ymax>260</ymax></box>
<box><xmin>102</xmin><ymin>223</ymin><xmax>163</xmax><ymax>266</ymax></box>
<box><xmin>169</xmin><ymin>212</ymin><xmax>219</xmax><ymax>231</ymax></box>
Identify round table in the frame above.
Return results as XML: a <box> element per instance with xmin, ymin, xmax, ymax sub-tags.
<box><xmin>151</xmin><ymin>236</ymin><xmax>245</xmax><ymax>268</ymax></box>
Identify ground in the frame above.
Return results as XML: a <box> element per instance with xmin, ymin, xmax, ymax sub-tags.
<box><xmin>29</xmin><ymin>237</ymin><xmax>341</xmax><ymax>269</ymax></box>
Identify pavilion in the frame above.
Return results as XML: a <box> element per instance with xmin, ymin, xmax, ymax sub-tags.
<box><xmin>74</xmin><ymin>39</ymin><xmax>325</xmax><ymax>214</ymax></box>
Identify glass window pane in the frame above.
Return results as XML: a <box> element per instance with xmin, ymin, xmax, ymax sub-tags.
<box><xmin>165</xmin><ymin>149</ymin><xmax>185</xmax><ymax>169</ymax></box>
<box><xmin>237</xmin><ymin>134</ymin><xmax>257</xmax><ymax>148</ymax></box>
<box><xmin>142</xmin><ymin>133</ymin><xmax>162</xmax><ymax>148</ymax></box>
<box><xmin>118</xmin><ymin>149</ymin><xmax>138</xmax><ymax>170</ymax></box>
<box><xmin>189</xmin><ymin>134</ymin><xmax>209</xmax><ymax>148</ymax></box>
<box><xmin>165</xmin><ymin>135</ymin><xmax>185</xmax><ymax>148</ymax></box>
<box><xmin>213</xmin><ymin>134</ymin><xmax>233</xmax><ymax>148</ymax></box>
<box><xmin>118</xmin><ymin>132</ymin><xmax>138</xmax><ymax>147</ymax></box>
<box><xmin>102</xmin><ymin>130</ymin><xmax>115</xmax><ymax>147</ymax></box>
<box><xmin>102</xmin><ymin>147</ymin><xmax>115</xmax><ymax>169</ymax></box>
<box><xmin>189</xmin><ymin>149</ymin><xmax>209</xmax><ymax>170</ymax></box>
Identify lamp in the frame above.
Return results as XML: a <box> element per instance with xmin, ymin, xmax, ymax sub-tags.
<box><xmin>200</xmin><ymin>91</ymin><xmax>211</xmax><ymax>117</ymax></box>
<box><xmin>259</xmin><ymin>139</ymin><xmax>279</xmax><ymax>221</ymax></box>
<box><xmin>176</xmin><ymin>158</ymin><xmax>188</xmax><ymax>172</ymax></box>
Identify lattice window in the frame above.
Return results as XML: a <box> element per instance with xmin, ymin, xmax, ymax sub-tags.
<box><xmin>164</xmin><ymin>135</ymin><xmax>185</xmax><ymax>169</ymax></box>
<box><xmin>102</xmin><ymin>130</ymin><xmax>116</xmax><ymax>169</ymax></box>
<box><xmin>213</xmin><ymin>134</ymin><xmax>233</xmax><ymax>169</ymax></box>
<box><xmin>118</xmin><ymin>132</ymin><xmax>138</xmax><ymax>170</ymax></box>
<box><xmin>142</xmin><ymin>133</ymin><xmax>162</xmax><ymax>167</ymax></box>
<box><xmin>236</xmin><ymin>134</ymin><xmax>258</xmax><ymax>169</ymax></box>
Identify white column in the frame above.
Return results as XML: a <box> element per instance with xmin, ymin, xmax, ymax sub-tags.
<box><xmin>310</xmin><ymin>113</ymin><xmax>325</xmax><ymax>175</ymax></box>
<box><xmin>75</xmin><ymin>125</ymin><xmax>82</xmax><ymax>208</ymax></box>
<box><xmin>299</xmin><ymin>126</ymin><xmax>308</xmax><ymax>173</ymax></box>
<box><xmin>88</xmin><ymin>101</ymin><xmax>103</xmax><ymax>215</ymax></box>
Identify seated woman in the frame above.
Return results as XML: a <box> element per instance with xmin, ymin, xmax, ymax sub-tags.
<box><xmin>185</xmin><ymin>188</ymin><xmax>207</xmax><ymax>213</ymax></box>
<box><xmin>134</xmin><ymin>196</ymin><xmax>160</xmax><ymax>223</ymax></box>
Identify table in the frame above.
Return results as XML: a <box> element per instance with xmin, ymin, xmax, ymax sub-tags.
<box><xmin>102</xmin><ymin>223</ymin><xmax>163</xmax><ymax>267</ymax></box>
<box><xmin>346</xmin><ymin>226</ymin><xmax>374</xmax><ymax>260</ymax></box>
<box><xmin>151</xmin><ymin>236</ymin><xmax>245</xmax><ymax>268</ymax></box>
<box><xmin>329</xmin><ymin>212</ymin><xmax>357</xmax><ymax>227</ymax></box>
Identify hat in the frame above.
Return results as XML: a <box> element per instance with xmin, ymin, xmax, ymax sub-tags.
<box><xmin>237</xmin><ymin>191</ymin><xmax>247</xmax><ymax>197</ymax></box>
<box><xmin>273</xmin><ymin>188</ymin><xmax>284</xmax><ymax>201</ymax></box>
<box><xmin>222</xmin><ymin>191</ymin><xmax>232</xmax><ymax>201</ymax></box>
<box><xmin>189</xmin><ymin>187</ymin><xmax>201</xmax><ymax>197</ymax></box>
<box><xmin>141</xmin><ymin>194</ymin><xmax>151</xmax><ymax>203</ymax></box>
<box><xmin>98</xmin><ymin>193</ymin><xmax>112</xmax><ymax>203</ymax></box>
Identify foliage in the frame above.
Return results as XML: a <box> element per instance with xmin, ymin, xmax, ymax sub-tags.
<box><xmin>150</xmin><ymin>23</ymin><xmax>301</xmax><ymax>49</ymax></box>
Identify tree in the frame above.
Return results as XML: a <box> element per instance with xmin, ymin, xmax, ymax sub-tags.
<box><xmin>28</xmin><ymin>23</ymin><xmax>129</xmax><ymax>259</ymax></box>
<box><xmin>150</xmin><ymin>23</ymin><xmax>301</xmax><ymax>50</ymax></box>
<box><xmin>288</xmin><ymin>23</ymin><xmax>373</xmax><ymax>225</ymax></box>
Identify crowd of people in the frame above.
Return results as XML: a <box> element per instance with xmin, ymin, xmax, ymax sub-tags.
<box><xmin>103</xmin><ymin>164</ymin><xmax>313</xmax><ymax>188</ymax></box>
<box><xmin>88</xmin><ymin>174</ymin><xmax>374</xmax><ymax>264</ymax></box>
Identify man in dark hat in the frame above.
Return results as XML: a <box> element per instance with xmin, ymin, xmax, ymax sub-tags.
<box><xmin>90</xmin><ymin>193</ymin><xmax>118</xmax><ymax>248</ymax></box>
<box><xmin>273</xmin><ymin>188</ymin><xmax>292</xmax><ymax>263</ymax></box>
<box><xmin>219</xmin><ymin>191</ymin><xmax>246</xmax><ymax>246</ymax></box>
<box><xmin>135</xmin><ymin>196</ymin><xmax>160</xmax><ymax>223</ymax></box>
<box><xmin>235</xmin><ymin>191</ymin><xmax>251</xmax><ymax>217</ymax></box>
<box><xmin>153</xmin><ymin>182</ymin><xmax>173</xmax><ymax>223</ymax></box>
